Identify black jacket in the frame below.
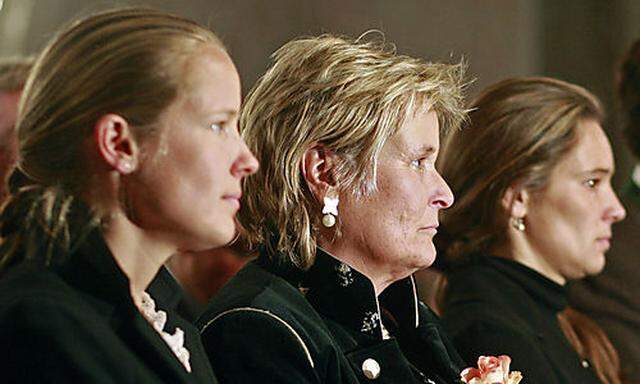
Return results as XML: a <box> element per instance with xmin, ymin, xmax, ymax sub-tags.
<box><xmin>197</xmin><ymin>249</ymin><xmax>464</xmax><ymax>383</ymax></box>
<box><xmin>0</xmin><ymin>228</ymin><xmax>217</xmax><ymax>383</ymax></box>
<box><xmin>441</xmin><ymin>255</ymin><xmax>601</xmax><ymax>384</ymax></box>
<box><xmin>148</xmin><ymin>265</ymin><xmax>204</xmax><ymax>324</ymax></box>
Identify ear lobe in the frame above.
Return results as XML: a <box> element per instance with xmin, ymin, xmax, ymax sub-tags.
<box><xmin>94</xmin><ymin>114</ymin><xmax>139</xmax><ymax>174</ymax></box>
<box><xmin>502</xmin><ymin>185</ymin><xmax>529</xmax><ymax>219</ymax></box>
<box><xmin>301</xmin><ymin>144</ymin><xmax>338</xmax><ymax>202</ymax></box>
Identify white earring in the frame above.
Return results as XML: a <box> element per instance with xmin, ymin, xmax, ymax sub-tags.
<box><xmin>120</xmin><ymin>160</ymin><xmax>134</xmax><ymax>174</ymax></box>
<box><xmin>512</xmin><ymin>217</ymin><xmax>525</xmax><ymax>232</ymax></box>
<box><xmin>322</xmin><ymin>195</ymin><xmax>339</xmax><ymax>228</ymax></box>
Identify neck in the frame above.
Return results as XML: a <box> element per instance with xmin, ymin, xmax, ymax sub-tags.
<box><xmin>102</xmin><ymin>210</ymin><xmax>176</xmax><ymax>306</ymax></box>
<box><xmin>319</xmin><ymin>239</ymin><xmax>404</xmax><ymax>296</ymax></box>
<box><xmin>495</xmin><ymin>232</ymin><xmax>566</xmax><ymax>285</ymax></box>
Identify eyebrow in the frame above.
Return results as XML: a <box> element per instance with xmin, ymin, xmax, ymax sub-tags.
<box><xmin>410</xmin><ymin>145</ymin><xmax>437</xmax><ymax>157</ymax></box>
<box><xmin>582</xmin><ymin>167</ymin><xmax>613</xmax><ymax>176</ymax></box>
<box><xmin>209</xmin><ymin>109</ymin><xmax>239</xmax><ymax>118</ymax></box>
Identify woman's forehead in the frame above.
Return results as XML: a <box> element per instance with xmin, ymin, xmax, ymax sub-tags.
<box><xmin>554</xmin><ymin>119</ymin><xmax>614</xmax><ymax>177</ymax></box>
<box><xmin>385</xmin><ymin>110</ymin><xmax>440</xmax><ymax>154</ymax></box>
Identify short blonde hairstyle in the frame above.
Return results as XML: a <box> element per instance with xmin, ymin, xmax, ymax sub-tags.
<box><xmin>0</xmin><ymin>57</ymin><xmax>33</xmax><ymax>91</ymax></box>
<box><xmin>239</xmin><ymin>34</ymin><xmax>467</xmax><ymax>270</ymax></box>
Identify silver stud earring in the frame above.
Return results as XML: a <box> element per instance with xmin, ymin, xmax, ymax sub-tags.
<box><xmin>512</xmin><ymin>217</ymin><xmax>525</xmax><ymax>232</ymax></box>
<box><xmin>322</xmin><ymin>195</ymin><xmax>339</xmax><ymax>228</ymax></box>
<box><xmin>120</xmin><ymin>161</ymin><xmax>134</xmax><ymax>174</ymax></box>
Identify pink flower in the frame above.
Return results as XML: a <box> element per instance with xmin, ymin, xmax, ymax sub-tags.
<box><xmin>460</xmin><ymin>355</ymin><xmax>523</xmax><ymax>384</ymax></box>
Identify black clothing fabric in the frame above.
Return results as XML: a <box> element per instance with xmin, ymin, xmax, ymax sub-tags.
<box><xmin>148</xmin><ymin>266</ymin><xmax>203</xmax><ymax>324</ymax></box>
<box><xmin>198</xmin><ymin>248</ymin><xmax>464</xmax><ymax>384</ymax></box>
<box><xmin>0</xmin><ymin>228</ymin><xmax>217</xmax><ymax>383</ymax></box>
<box><xmin>442</xmin><ymin>255</ymin><xmax>601</xmax><ymax>384</ymax></box>
<box><xmin>570</xmin><ymin>179</ymin><xmax>640</xmax><ymax>381</ymax></box>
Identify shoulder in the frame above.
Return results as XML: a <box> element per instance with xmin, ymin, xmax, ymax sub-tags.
<box><xmin>447</xmin><ymin>319</ymin><xmax>557</xmax><ymax>379</ymax></box>
<box><xmin>445</xmin><ymin>261</ymin><xmax>511</xmax><ymax>299</ymax></box>
<box><xmin>0</xmin><ymin>265</ymin><xmax>117</xmax><ymax>381</ymax></box>
<box><xmin>198</xmin><ymin>260</ymin><xmax>325</xmax><ymax>331</ymax></box>
<box><xmin>197</xmin><ymin>261</ymin><xmax>338</xmax><ymax>383</ymax></box>
<box><xmin>443</xmin><ymin>262</ymin><xmax>536</xmax><ymax>322</ymax></box>
<box><xmin>0</xmin><ymin>263</ymin><xmax>80</xmax><ymax>314</ymax></box>
<box><xmin>201</xmin><ymin>306</ymin><xmax>316</xmax><ymax>366</ymax></box>
<box><xmin>0</xmin><ymin>263</ymin><xmax>106</xmax><ymax>341</ymax></box>
<box><xmin>441</xmin><ymin>264</ymin><xmax>545</xmax><ymax>356</ymax></box>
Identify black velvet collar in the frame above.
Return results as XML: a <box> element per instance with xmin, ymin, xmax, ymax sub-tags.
<box><xmin>298</xmin><ymin>248</ymin><xmax>421</xmax><ymax>340</ymax></box>
<box><xmin>482</xmin><ymin>256</ymin><xmax>568</xmax><ymax>313</ymax></box>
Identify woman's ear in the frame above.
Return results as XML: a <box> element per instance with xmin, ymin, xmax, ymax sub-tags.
<box><xmin>94</xmin><ymin>114</ymin><xmax>140</xmax><ymax>174</ymax></box>
<box><xmin>300</xmin><ymin>144</ymin><xmax>338</xmax><ymax>201</ymax></box>
<box><xmin>502</xmin><ymin>185</ymin><xmax>529</xmax><ymax>219</ymax></box>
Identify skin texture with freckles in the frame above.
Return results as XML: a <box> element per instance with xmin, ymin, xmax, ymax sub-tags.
<box><xmin>324</xmin><ymin>109</ymin><xmax>454</xmax><ymax>294</ymax></box>
<box><xmin>519</xmin><ymin>119</ymin><xmax>626</xmax><ymax>284</ymax></box>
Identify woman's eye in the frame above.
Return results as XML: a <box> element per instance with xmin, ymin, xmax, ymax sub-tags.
<box><xmin>584</xmin><ymin>178</ymin><xmax>599</xmax><ymax>188</ymax></box>
<box><xmin>410</xmin><ymin>158</ymin><xmax>430</xmax><ymax>171</ymax></box>
<box><xmin>209</xmin><ymin>122</ymin><xmax>226</xmax><ymax>134</ymax></box>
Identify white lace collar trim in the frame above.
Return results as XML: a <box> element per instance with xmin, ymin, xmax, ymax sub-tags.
<box><xmin>139</xmin><ymin>292</ymin><xmax>192</xmax><ymax>373</ymax></box>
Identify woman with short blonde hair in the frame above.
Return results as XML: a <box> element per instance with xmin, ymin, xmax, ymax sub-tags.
<box><xmin>199</xmin><ymin>34</ymin><xmax>467</xmax><ymax>383</ymax></box>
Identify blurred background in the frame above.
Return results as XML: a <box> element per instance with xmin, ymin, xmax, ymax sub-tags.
<box><xmin>1</xmin><ymin>0</ymin><xmax>638</xmax><ymax>178</ymax></box>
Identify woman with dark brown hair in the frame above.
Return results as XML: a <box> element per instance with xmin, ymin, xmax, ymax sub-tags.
<box><xmin>438</xmin><ymin>77</ymin><xmax>626</xmax><ymax>383</ymax></box>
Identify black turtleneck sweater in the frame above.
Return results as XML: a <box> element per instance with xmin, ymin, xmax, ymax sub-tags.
<box><xmin>441</xmin><ymin>256</ymin><xmax>601</xmax><ymax>384</ymax></box>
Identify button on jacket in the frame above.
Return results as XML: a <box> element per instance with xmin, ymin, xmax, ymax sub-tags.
<box><xmin>198</xmin><ymin>248</ymin><xmax>464</xmax><ymax>383</ymax></box>
<box><xmin>0</xmin><ymin>227</ymin><xmax>217</xmax><ymax>384</ymax></box>
<box><xmin>442</xmin><ymin>255</ymin><xmax>601</xmax><ymax>384</ymax></box>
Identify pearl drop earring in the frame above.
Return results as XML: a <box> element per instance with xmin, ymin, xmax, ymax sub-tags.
<box><xmin>322</xmin><ymin>195</ymin><xmax>339</xmax><ymax>228</ymax></box>
<box><xmin>512</xmin><ymin>217</ymin><xmax>525</xmax><ymax>232</ymax></box>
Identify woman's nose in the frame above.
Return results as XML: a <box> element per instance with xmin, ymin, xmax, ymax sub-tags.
<box><xmin>606</xmin><ymin>188</ymin><xmax>626</xmax><ymax>223</ymax></box>
<box><xmin>233</xmin><ymin>140</ymin><xmax>259</xmax><ymax>178</ymax></box>
<box><xmin>430</xmin><ymin>171</ymin><xmax>454</xmax><ymax>209</ymax></box>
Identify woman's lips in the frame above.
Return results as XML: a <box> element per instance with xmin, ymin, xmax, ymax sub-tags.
<box><xmin>419</xmin><ymin>225</ymin><xmax>438</xmax><ymax>235</ymax></box>
<box><xmin>596</xmin><ymin>237</ymin><xmax>611</xmax><ymax>251</ymax></box>
<box><xmin>223</xmin><ymin>194</ymin><xmax>242</xmax><ymax>210</ymax></box>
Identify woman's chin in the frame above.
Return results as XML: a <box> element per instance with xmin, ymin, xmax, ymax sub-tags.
<box><xmin>412</xmin><ymin>249</ymin><xmax>437</xmax><ymax>272</ymax></box>
<box><xmin>586</xmin><ymin>253</ymin><xmax>606</xmax><ymax>276</ymax></box>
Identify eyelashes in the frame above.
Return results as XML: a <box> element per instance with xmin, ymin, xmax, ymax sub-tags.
<box><xmin>410</xmin><ymin>158</ymin><xmax>433</xmax><ymax>171</ymax></box>
<box><xmin>209</xmin><ymin>122</ymin><xmax>226</xmax><ymax>133</ymax></box>
<box><xmin>584</xmin><ymin>178</ymin><xmax>599</xmax><ymax>188</ymax></box>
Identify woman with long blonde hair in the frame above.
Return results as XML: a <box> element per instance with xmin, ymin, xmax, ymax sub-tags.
<box><xmin>0</xmin><ymin>8</ymin><xmax>257</xmax><ymax>382</ymax></box>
